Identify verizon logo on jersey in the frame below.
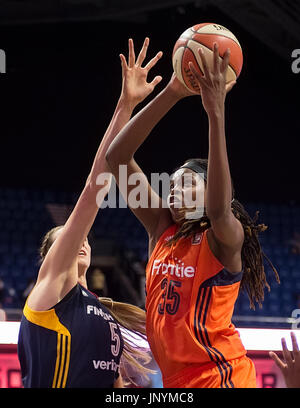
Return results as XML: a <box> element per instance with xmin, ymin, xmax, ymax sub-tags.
<box><xmin>151</xmin><ymin>259</ymin><xmax>195</xmax><ymax>278</ymax></box>
<box><xmin>93</xmin><ymin>358</ymin><xmax>119</xmax><ymax>372</ymax></box>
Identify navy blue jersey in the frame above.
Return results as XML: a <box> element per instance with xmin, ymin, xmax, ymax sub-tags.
<box><xmin>17</xmin><ymin>284</ymin><xmax>124</xmax><ymax>388</ymax></box>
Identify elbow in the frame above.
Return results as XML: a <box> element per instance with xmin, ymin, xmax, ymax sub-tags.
<box><xmin>105</xmin><ymin>146</ymin><xmax>123</xmax><ymax>169</ymax></box>
<box><xmin>106</xmin><ymin>145</ymin><xmax>132</xmax><ymax>169</ymax></box>
<box><xmin>105</xmin><ymin>146</ymin><xmax>114</xmax><ymax>166</ymax></box>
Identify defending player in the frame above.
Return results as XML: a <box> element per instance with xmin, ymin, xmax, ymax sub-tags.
<box><xmin>17</xmin><ymin>37</ymin><xmax>163</xmax><ymax>388</ymax></box>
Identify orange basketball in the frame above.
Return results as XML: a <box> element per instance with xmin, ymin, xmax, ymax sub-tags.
<box><xmin>172</xmin><ymin>23</ymin><xmax>243</xmax><ymax>93</ymax></box>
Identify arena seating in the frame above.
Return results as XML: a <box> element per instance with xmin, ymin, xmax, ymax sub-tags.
<box><xmin>0</xmin><ymin>188</ymin><xmax>299</xmax><ymax>328</ymax></box>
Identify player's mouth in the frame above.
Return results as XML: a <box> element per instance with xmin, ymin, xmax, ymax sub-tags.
<box><xmin>78</xmin><ymin>250</ymin><xmax>87</xmax><ymax>257</ymax></box>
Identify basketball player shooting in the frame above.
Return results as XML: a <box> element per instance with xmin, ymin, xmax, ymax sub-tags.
<box><xmin>106</xmin><ymin>42</ymin><xmax>279</xmax><ymax>388</ymax></box>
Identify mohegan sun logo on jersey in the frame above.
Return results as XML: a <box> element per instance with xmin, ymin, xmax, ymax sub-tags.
<box><xmin>192</xmin><ymin>232</ymin><xmax>203</xmax><ymax>245</ymax></box>
<box><xmin>151</xmin><ymin>258</ymin><xmax>195</xmax><ymax>278</ymax></box>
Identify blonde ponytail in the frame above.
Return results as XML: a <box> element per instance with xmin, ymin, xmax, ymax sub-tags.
<box><xmin>99</xmin><ymin>298</ymin><xmax>156</xmax><ymax>386</ymax></box>
<box><xmin>39</xmin><ymin>227</ymin><xmax>155</xmax><ymax>386</ymax></box>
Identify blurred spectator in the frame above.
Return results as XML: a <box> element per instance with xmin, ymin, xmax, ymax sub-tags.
<box><xmin>0</xmin><ymin>277</ymin><xmax>5</xmax><ymax>306</ymax></box>
<box><xmin>296</xmin><ymin>294</ymin><xmax>300</xmax><ymax>309</ymax></box>
<box><xmin>119</xmin><ymin>249</ymin><xmax>146</xmax><ymax>307</ymax></box>
<box><xmin>22</xmin><ymin>278</ymin><xmax>36</xmax><ymax>306</ymax></box>
<box><xmin>88</xmin><ymin>267</ymin><xmax>108</xmax><ymax>297</ymax></box>
<box><xmin>4</xmin><ymin>286</ymin><xmax>19</xmax><ymax>308</ymax></box>
<box><xmin>0</xmin><ymin>308</ymin><xmax>6</xmax><ymax>321</ymax></box>
<box><xmin>107</xmin><ymin>263</ymin><xmax>142</xmax><ymax>306</ymax></box>
<box><xmin>0</xmin><ymin>278</ymin><xmax>20</xmax><ymax>308</ymax></box>
<box><xmin>0</xmin><ymin>278</ymin><xmax>6</xmax><ymax>321</ymax></box>
<box><xmin>288</xmin><ymin>232</ymin><xmax>300</xmax><ymax>255</ymax></box>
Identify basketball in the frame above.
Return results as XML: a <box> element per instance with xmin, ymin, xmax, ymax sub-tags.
<box><xmin>172</xmin><ymin>23</ymin><xmax>243</xmax><ymax>93</ymax></box>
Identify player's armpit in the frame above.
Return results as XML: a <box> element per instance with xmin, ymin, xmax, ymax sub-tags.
<box><xmin>207</xmin><ymin>212</ymin><xmax>244</xmax><ymax>273</ymax></box>
<box><xmin>109</xmin><ymin>158</ymin><xmax>172</xmax><ymax>240</ymax></box>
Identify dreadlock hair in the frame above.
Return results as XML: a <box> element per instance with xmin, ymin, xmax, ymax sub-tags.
<box><xmin>167</xmin><ymin>158</ymin><xmax>280</xmax><ymax>310</ymax></box>
<box><xmin>39</xmin><ymin>226</ymin><xmax>155</xmax><ymax>387</ymax></box>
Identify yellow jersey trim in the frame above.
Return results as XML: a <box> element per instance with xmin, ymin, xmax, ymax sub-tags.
<box><xmin>23</xmin><ymin>301</ymin><xmax>71</xmax><ymax>388</ymax></box>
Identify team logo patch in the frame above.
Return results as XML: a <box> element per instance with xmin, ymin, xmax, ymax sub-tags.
<box><xmin>192</xmin><ymin>233</ymin><xmax>203</xmax><ymax>245</ymax></box>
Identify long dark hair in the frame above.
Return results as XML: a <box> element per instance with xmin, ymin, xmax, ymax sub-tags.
<box><xmin>167</xmin><ymin>158</ymin><xmax>280</xmax><ymax>309</ymax></box>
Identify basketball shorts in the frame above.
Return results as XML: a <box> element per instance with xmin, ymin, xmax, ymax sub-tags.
<box><xmin>163</xmin><ymin>355</ymin><xmax>257</xmax><ymax>388</ymax></box>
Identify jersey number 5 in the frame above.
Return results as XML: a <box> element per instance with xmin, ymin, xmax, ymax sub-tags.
<box><xmin>109</xmin><ymin>322</ymin><xmax>121</xmax><ymax>357</ymax></box>
<box><xmin>158</xmin><ymin>278</ymin><xmax>182</xmax><ymax>315</ymax></box>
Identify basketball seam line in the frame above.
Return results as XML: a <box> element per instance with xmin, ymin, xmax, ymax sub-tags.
<box><xmin>181</xmin><ymin>45</ymin><xmax>202</xmax><ymax>92</ymax></box>
<box><xmin>189</xmin><ymin>30</ymin><xmax>241</xmax><ymax>48</ymax></box>
<box><xmin>185</xmin><ymin>40</ymin><xmax>239</xmax><ymax>75</ymax></box>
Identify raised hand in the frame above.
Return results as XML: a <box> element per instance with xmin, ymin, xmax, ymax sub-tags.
<box><xmin>119</xmin><ymin>37</ymin><xmax>163</xmax><ymax>110</ymax></box>
<box><xmin>189</xmin><ymin>43</ymin><xmax>236</xmax><ymax>114</ymax></box>
<box><xmin>269</xmin><ymin>332</ymin><xmax>300</xmax><ymax>388</ymax></box>
<box><xmin>166</xmin><ymin>72</ymin><xmax>199</xmax><ymax>100</ymax></box>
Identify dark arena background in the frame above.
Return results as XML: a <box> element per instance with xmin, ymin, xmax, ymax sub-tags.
<box><xmin>0</xmin><ymin>0</ymin><xmax>300</xmax><ymax>389</ymax></box>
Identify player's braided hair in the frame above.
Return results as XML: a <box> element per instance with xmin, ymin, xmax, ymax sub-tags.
<box><xmin>167</xmin><ymin>159</ymin><xmax>280</xmax><ymax>309</ymax></box>
<box><xmin>39</xmin><ymin>226</ymin><xmax>155</xmax><ymax>386</ymax></box>
<box><xmin>39</xmin><ymin>226</ymin><xmax>63</xmax><ymax>263</ymax></box>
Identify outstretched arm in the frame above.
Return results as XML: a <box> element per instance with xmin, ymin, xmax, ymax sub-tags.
<box><xmin>189</xmin><ymin>44</ymin><xmax>244</xmax><ymax>268</ymax></box>
<box><xmin>87</xmin><ymin>37</ymin><xmax>163</xmax><ymax>188</ymax></box>
<box><xmin>28</xmin><ymin>38</ymin><xmax>163</xmax><ymax>310</ymax></box>
<box><xmin>106</xmin><ymin>73</ymin><xmax>194</xmax><ymax>245</ymax></box>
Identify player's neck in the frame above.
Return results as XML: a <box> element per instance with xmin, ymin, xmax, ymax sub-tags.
<box><xmin>77</xmin><ymin>275</ymin><xmax>87</xmax><ymax>289</ymax></box>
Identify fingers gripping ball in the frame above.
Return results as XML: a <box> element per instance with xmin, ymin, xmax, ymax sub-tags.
<box><xmin>172</xmin><ymin>23</ymin><xmax>243</xmax><ymax>93</ymax></box>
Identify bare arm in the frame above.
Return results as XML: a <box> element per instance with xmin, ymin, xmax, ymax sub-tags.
<box><xmin>106</xmin><ymin>74</ymin><xmax>194</xmax><ymax>244</ymax></box>
<box><xmin>87</xmin><ymin>38</ymin><xmax>163</xmax><ymax>190</ymax></box>
<box><xmin>189</xmin><ymin>44</ymin><xmax>244</xmax><ymax>262</ymax></box>
<box><xmin>28</xmin><ymin>38</ymin><xmax>162</xmax><ymax>310</ymax></box>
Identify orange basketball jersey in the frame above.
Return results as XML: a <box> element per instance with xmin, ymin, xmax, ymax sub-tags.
<box><xmin>145</xmin><ymin>225</ymin><xmax>256</xmax><ymax>388</ymax></box>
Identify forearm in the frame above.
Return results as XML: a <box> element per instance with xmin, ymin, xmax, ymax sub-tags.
<box><xmin>87</xmin><ymin>97</ymin><xmax>134</xmax><ymax>188</ymax></box>
<box><xmin>52</xmin><ymin>99</ymin><xmax>134</xmax><ymax>268</ymax></box>
<box><xmin>206</xmin><ymin>107</ymin><xmax>233</xmax><ymax>219</ymax></box>
<box><xmin>106</xmin><ymin>86</ymin><xmax>181</xmax><ymax>167</ymax></box>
